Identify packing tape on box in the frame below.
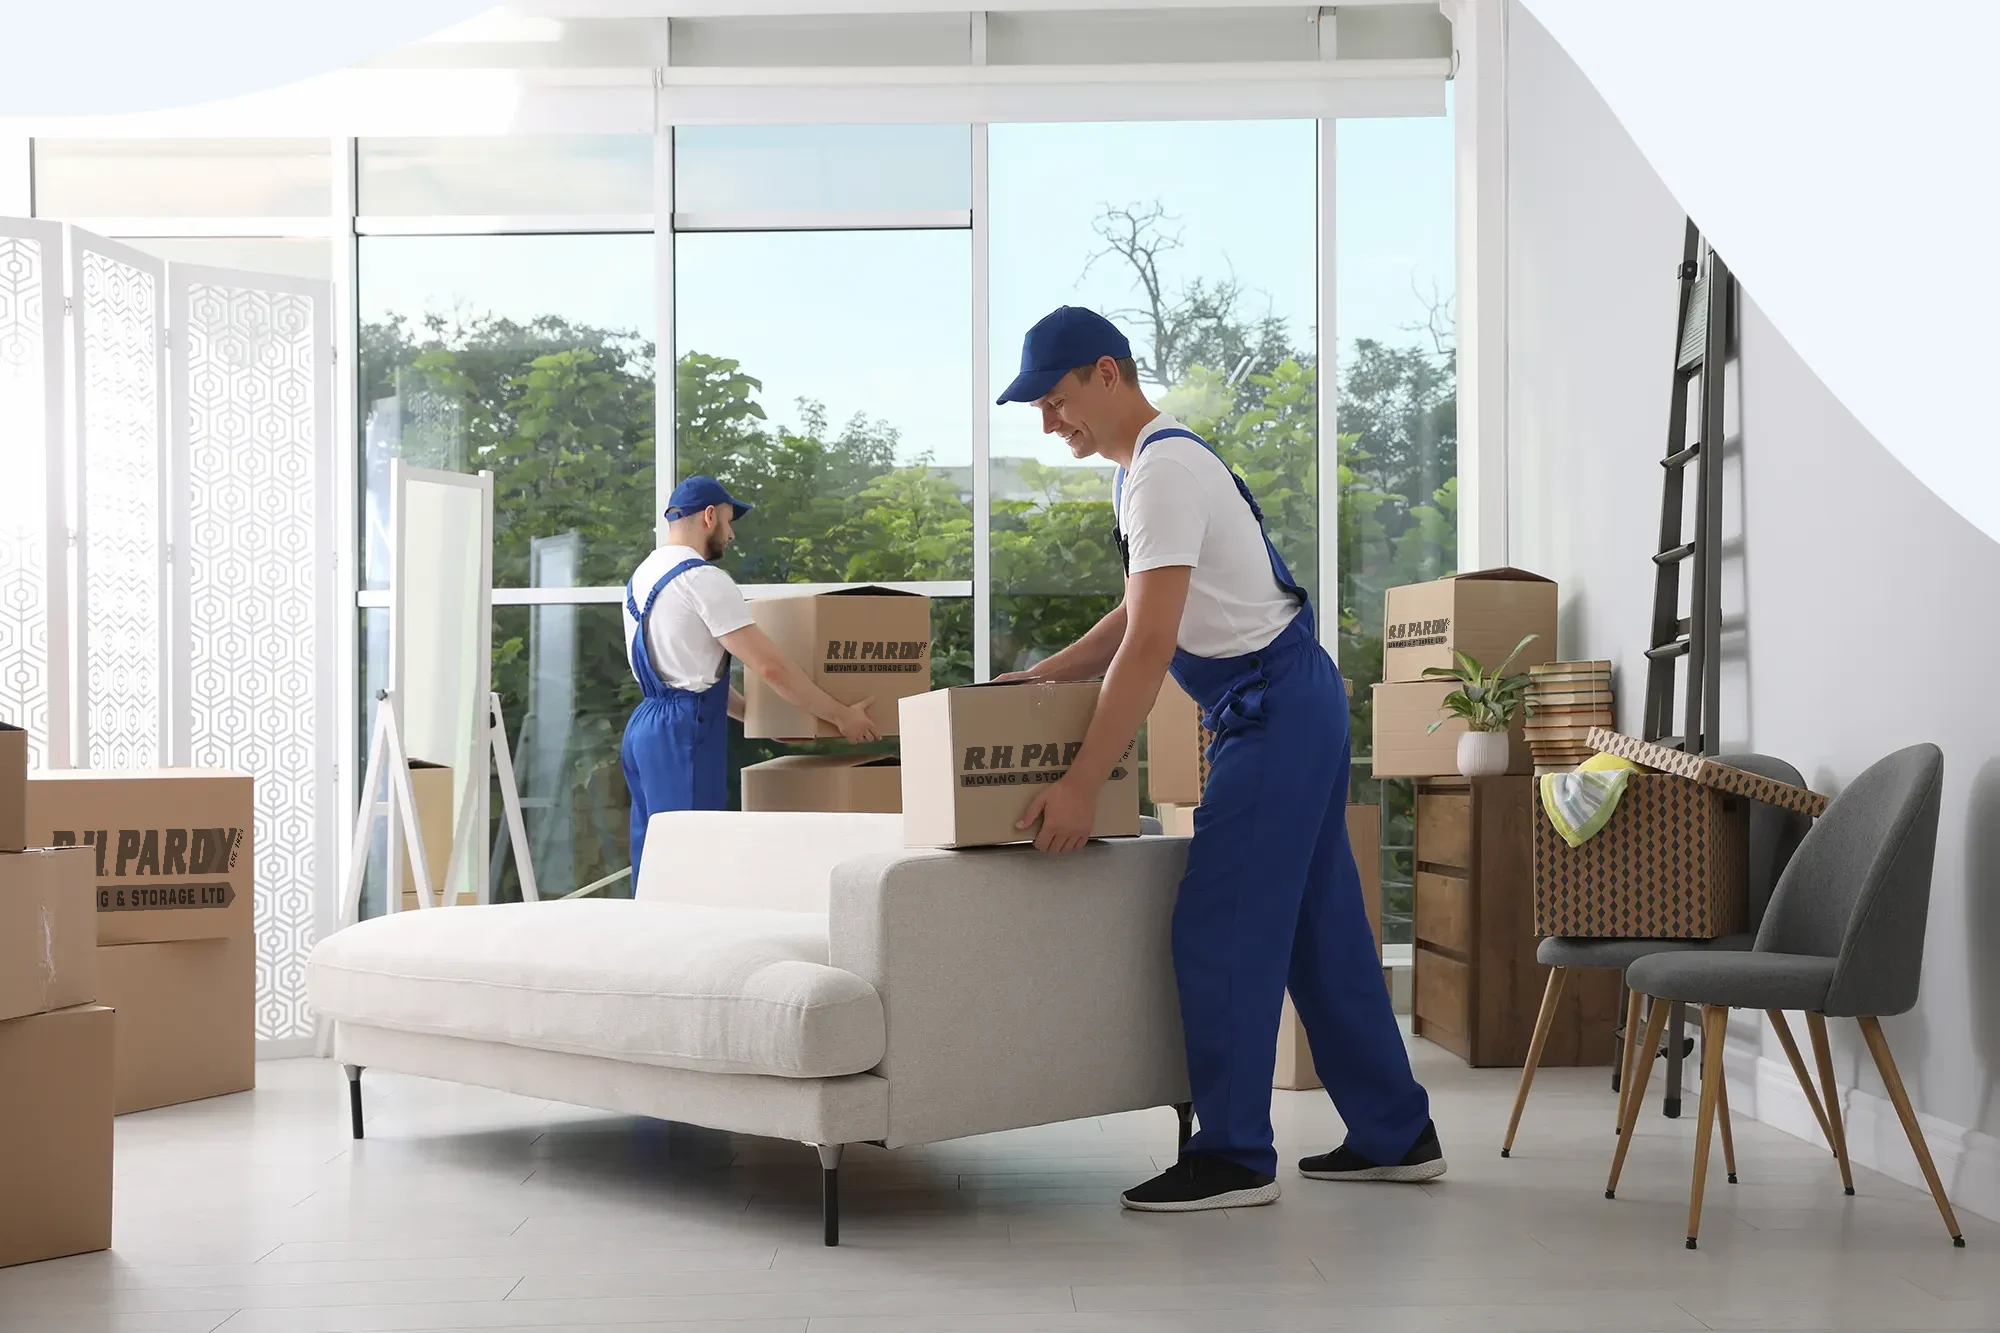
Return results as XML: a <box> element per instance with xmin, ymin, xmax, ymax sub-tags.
<box><xmin>35</xmin><ymin>901</ymin><xmax>57</xmax><ymax>1013</ymax></box>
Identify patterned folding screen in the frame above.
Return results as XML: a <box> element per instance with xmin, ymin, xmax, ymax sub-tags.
<box><xmin>2</xmin><ymin>216</ymin><xmax>336</xmax><ymax>1049</ymax></box>
<box><xmin>0</xmin><ymin>219</ymin><xmax>67</xmax><ymax>767</ymax></box>
<box><xmin>71</xmin><ymin>232</ymin><xmax>168</xmax><ymax>770</ymax></box>
<box><xmin>170</xmin><ymin>265</ymin><xmax>334</xmax><ymax>1044</ymax></box>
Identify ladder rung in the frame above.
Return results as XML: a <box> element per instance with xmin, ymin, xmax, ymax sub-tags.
<box><xmin>1654</xmin><ymin>542</ymin><xmax>1696</xmax><ymax>566</ymax></box>
<box><xmin>1647</xmin><ymin>638</ymin><xmax>1690</xmax><ymax>662</ymax></box>
<box><xmin>1662</xmin><ymin>444</ymin><xmax>1700</xmax><ymax>469</ymax></box>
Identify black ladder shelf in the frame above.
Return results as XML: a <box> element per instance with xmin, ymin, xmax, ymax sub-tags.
<box><xmin>1620</xmin><ymin>217</ymin><xmax>1736</xmax><ymax>1118</ymax></box>
<box><xmin>1644</xmin><ymin>217</ymin><xmax>1733</xmax><ymax>757</ymax></box>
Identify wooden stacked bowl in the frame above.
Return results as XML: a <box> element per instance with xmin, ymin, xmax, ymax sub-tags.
<box><xmin>1524</xmin><ymin>661</ymin><xmax>1614</xmax><ymax>775</ymax></box>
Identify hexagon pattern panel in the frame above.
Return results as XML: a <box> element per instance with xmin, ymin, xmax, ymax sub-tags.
<box><xmin>0</xmin><ymin>230</ymin><xmax>55</xmax><ymax>765</ymax></box>
<box><xmin>77</xmin><ymin>243</ymin><xmax>165</xmax><ymax>770</ymax></box>
<box><xmin>183</xmin><ymin>278</ymin><xmax>326</xmax><ymax>1042</ymax></box>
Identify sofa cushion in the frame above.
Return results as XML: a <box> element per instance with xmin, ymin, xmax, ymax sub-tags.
<box><xmin>308</xmin><ymin>900</ymin><xmax>884</xmax><ymax>1079</ymax></box>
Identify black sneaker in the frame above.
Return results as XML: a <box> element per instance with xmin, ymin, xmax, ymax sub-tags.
<box><xmin>1299</xmin><ymin>1120</ymin><xmax>1448</xmax><ymax>1183</ymax></box>
<box><xmin>1120</xmin><ymin>1153</ymin><xmax>1281</xmax><ymax>1212</ymax></box>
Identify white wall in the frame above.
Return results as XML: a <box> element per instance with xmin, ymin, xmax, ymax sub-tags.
<box><xmin>1505</xmin><ymin>4</ymin><xmax>2000</xmax><ymax>1222</ymax></box>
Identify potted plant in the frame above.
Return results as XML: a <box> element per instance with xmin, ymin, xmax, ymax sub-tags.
<box><xmin>1422</xmin><ymin>634</ymin><xmax>1538</xmax><ymax>777</ymax></box>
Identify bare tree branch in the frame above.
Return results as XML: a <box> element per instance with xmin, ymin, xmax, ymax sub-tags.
<box><xmin>1398</xmin><ymin>272</ymin><xmax>1458</xmax><ymax>358</ymax></box>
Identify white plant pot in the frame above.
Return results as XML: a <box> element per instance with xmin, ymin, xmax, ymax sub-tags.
<box><xmin>1456</xmin><ymin>730</ymin><xmax>1512</xmax><ymax>778</ymax></box>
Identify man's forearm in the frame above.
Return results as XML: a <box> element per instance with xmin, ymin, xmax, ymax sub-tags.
<box><xmin>760</xmin><ymin>658</ymin><xmax>855</xmax><ymax>727</ymax></box>
<box><xmin>1032</xmin><ymin>604</ymin><xmax>1128</xmax><ymax>681</ymax></box>
<box><xmin>1066</xmin><ymin>632</ymin><xmax>1174</xmax><ymax>789</ymax></box>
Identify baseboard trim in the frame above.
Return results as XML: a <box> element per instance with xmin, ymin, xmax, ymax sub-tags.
<box><xmin>256</xmin><ymin>1036</ymin><xmax>317</xmax><ymax>1061</ymax></box>
<box><xmin>1723</xmin><ymin>1044</ymin><xmax>2000</xmax><ymax>1225</ymax></box>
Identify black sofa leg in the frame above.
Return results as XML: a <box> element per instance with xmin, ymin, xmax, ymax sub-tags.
<box><xmin>816</xmin><ymin>1144</ymin><xmax>843</xmax><ymax>1246</ymax></box>
<box><xmin>344</xmin><ymin>1063</ymin><xmax>365</xmax><ymax>1139</ymax></box>
<box><xmin>1174</xmin><ymin>1101</ymin><xmax>1195</xmax><ymax>1152</ymax></box>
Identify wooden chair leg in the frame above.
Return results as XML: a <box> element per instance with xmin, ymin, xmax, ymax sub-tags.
<box><xmin>1615</xmin><ymin>987</ymin><xmax>1646</xmax><ymax>1136</ymax></box>
<box><xmin>1606</xmin><ymin>995</ymin><xmax>1671</xmax><ymax>1199</ymax></box>
<box><xmin>1716</xmin><ymin>1055</ymin><xmax>1738</xmax><ymax>1184</ymax></box>
<box><xmin>1686</xmin><ymin>1005</ymin><xmax>1728</xmax><ymax>1248</ymax></box>
<box><xmin>1767</xmin><ymin>1010</ymin><xmax>1836</xmax><ymax>1153</ymax></box>
<box><xmin>1857</xmin><ymin>1017</ymin><xmax>1965</xmax><ymax>1247</ymax></box>
<box><xmin>1502</xmin><ymin>967</ymin><xmax>1568</xmax><ymax>1158</ymax></box>
<box><xmin>1806</xmin><ymin>1012</ymin><xmax>1856</xmax><ymax>1196</ymax></box>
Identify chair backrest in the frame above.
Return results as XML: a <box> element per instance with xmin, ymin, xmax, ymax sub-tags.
<box><xmin>1713</xmin><ymin>752</ymin><xmax>1814</xmax><ymax>933</ymax></box>
<box><xmin>1754</xmin><ymin>743</ymin><xmax>1944</xmax><ymax>1018</ymax></box>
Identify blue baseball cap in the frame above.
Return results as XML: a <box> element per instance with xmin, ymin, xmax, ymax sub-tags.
<box><xmin>664</xmin><ymin>475</ymin><xmax>753</xmax><ymax>521</ymax></box>
<box><xmin>996</xmin><ymin>306</ymin><xmax>1133</xmax><ymax>405</ymax></box>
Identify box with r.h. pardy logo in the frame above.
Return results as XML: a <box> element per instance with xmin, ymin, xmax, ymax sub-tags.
<box><xmin>898</xmin><ymin>681</ymin><xmax>1141</xmax><ymax>848</ymax></box>
<box><xmin>742</xmin><ymin>586</ymin><xmax>934</xmax><ymax>739</ymax></box>
<box><xmin>26</xmin><ymin>770</ymin><xmax>255</xmax><ymax>1114</ymax></box>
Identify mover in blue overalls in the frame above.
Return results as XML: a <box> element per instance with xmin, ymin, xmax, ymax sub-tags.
<box><xmin>1004</xmin><ymin>308</ymin><xmax>1444</xmax><ymax>1211</ymax></box>
<box><xmin>621</xmin><ymin>476</ymin><xmax>881</xmax><ymax>878</ymax></box>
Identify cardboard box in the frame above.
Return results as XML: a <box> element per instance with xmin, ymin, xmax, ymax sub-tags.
<box><xmin>1383</xmin><ymin>568</ymin><xmax>1558</xmax><ymax>683</ymax></box>
<box><xmin>743</xmin><ymin>587</ymin><xmax>933</xmax><ymax>739</ymax></box>
<box><xmin>1147</xmin><ymin>676</ymin><xmax>1206</xmax><ymax>806</ymax></box>
<box><xmin>0</xmin><ymin>847</ymin><xmax>99</xmax><ymax>1022</ymax></box>
<box><xmin>1533</xmin><ymin>775</ymin><xmax>1750</xmax><ymax>938</ymax></box>
<box><xmin>97</xmin><ymin>934</ymin><xmax>255</xmax><ymax>1114</ymax></box>
<box><xmin>1586</xmin><ymin>729</ymin><xmax>1830</xmax><ymax>817</ymax></box>
<box><xmin>1275</xmin><ymin>804</ymin><xmax>1385</xmax><ymax>1092</ymax></box>
<box><xmin>0</xmin><ymin>721</ymin><xmax>25</xmax><ymax>852</ymax></box>
<box><xmin>742</xmin><ymin>754</ymin><xmax>902</xmax><ymax>814</ymax></box>
<box><xmin>0</xmin><ymin>1003</ymin><xmax>114</xmax><ymax>1268</ymax></box>
<box><xmin>1371</xmin><ymin>680</ymin><xmax>1532</xmax><ymax>779</ymax></box>
<box><xmin>899</xmin><ymin>681</ymin><xmax>1141</xmax><ymax>848</ymax></box>
<box><xmin>28</xmin><ymin>770</ymin><xmax>254</xmax><ymax>946</ymax></box>
<box><xmin>1154</xmin><ymin>801</ymin><xmax>1196</xmax><ymax>837</ymax></box>
<box><xmin>401</xmin><ymin>760</ymin><xmax>470</xmax><ymax>910</ymax></box>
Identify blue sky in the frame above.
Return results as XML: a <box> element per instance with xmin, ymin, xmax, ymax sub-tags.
<box><xmin>360</xmin><ymin>111</ymin><xmax>1454</xmax><ymax>472</ymax></box>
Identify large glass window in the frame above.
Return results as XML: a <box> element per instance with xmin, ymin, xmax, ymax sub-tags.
<box><xmin>356</xmin><ymin>232</ymin><xmax>656</xmax><ymax>591</ymax></box>
<box><xmin>489</xmin><ymin>603</ymin><xmax>636</xmax><ymax>904</ymax></box>
<box><xmin>357</xmin><ymin>137</ymin><xmax>655</xmax><ymax>216</ymax></box>
<box><xmin>673</xmin><ymin>228</ymin><xmax>973</xmax><ymax>587</ymax></box>
<box><xmin>125</xmin><ymin>237</ymin><xmax>334</xmax><ymax>281</ymax></box>
<box><xmin>987</xmin><ymin>120</ymin><xmax>1320</xmax><ymax>674</ymax></box>
<box><xmin>1336</xmin><ymin>106</ymin><xmax>1459</xmax><ymax>945</ymax></box>
<box><xmin>674</xmin><ymin>125</ymin><xmax>971</xmax><ymax>219</ymax></box>
<box><xmin>33</xmin><ymin>139</ymin><xmax>333</xmax><ymax>218</ymax></box>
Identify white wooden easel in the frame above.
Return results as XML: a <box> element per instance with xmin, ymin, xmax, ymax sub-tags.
<box><xmin>340</xmin><ymin>689</ymin><xmax>539</xmax><ymax>925</ymax></box>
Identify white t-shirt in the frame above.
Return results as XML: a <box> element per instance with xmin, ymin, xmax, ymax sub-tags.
<box><xmin>1118</xmin><ymin>414</ymin><xmax>1301</xmax><ymax>658</ymax></box>
<box><xmin>622</xmin><ymin>546</ymin><xmax>756</xmax><ymax>691</ymax></box>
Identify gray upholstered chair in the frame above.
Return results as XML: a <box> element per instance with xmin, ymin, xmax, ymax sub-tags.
<box><xmin>1611</xmin><ymin>743</ymin><xmax>1961</xmax><ymax>1249</ymax></box>
<box><xmin>1503</xmin><ymin>753</ymin><xmax>1822</xmax><ymax>1158</ymax></box>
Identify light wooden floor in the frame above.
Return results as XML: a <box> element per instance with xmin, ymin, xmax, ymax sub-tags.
<box><xmin>2</xmin><ymin>1030</ymin><xmax>1994</xmax><ymax>1332</ymax></box>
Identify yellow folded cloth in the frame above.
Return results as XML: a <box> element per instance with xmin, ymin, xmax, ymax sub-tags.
<box><xmin>1539</xmin><ymin>753</ymin><xmax>1642</xmax><ymax>847</ymax></box>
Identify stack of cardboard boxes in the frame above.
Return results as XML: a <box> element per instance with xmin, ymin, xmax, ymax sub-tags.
<box><xmin>737</xmin><ymin>587</ymin><xmax>932</xmax><ymax>818</ymax></box>
<box><xmin>1371</xmin><ymin>569</ymin><xmax>1559</xmax><ymax>778</ymax></box>
<box><xmin>28</xmin><ymin>769</ymin><xmax>256</xmax><ymax>1116</ymax></box>
<box><xmin>730</xmin><ymin>587</ymin><xmax>1142</xmax><ymax>848</ymax></box>
<box><xmin>1</xmin><ymin>722</ymin><xmax>114</xmax><ymax>1269</ymax></box>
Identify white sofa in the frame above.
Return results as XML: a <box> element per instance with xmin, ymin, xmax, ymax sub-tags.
<box><xmin>307</xmin><ymin>811</ymin><xmax>1191</xmax><ymax>1243</ymax></box>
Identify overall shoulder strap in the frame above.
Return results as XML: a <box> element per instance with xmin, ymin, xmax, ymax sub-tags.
<box><xmin>633</xmin><ymin>556</ymin><xmax>711</xmax><ymax>622</ymax></box>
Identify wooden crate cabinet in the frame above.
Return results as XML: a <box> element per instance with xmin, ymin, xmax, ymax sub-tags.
<box><xmin>1411</xmin><ymin>777</ymin><xmax>1619</xmax><ymax>1067</ymax></box>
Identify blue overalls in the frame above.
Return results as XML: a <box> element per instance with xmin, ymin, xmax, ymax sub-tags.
<box><xmin>1119</xmin><ymin>427</ymin><xmax>1431</xmax><ymax>1177</ymax></box>
<box><xmin>620</xmin><ymin>557</ymin><xmax>732</xmax><ymax>877</ymax></box>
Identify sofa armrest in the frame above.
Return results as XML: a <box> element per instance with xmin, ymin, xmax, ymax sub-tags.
<box><xmin>828</xmin><ymin>836</ymin><xmax>1191</xmax><ymax>1149</ymax></box>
